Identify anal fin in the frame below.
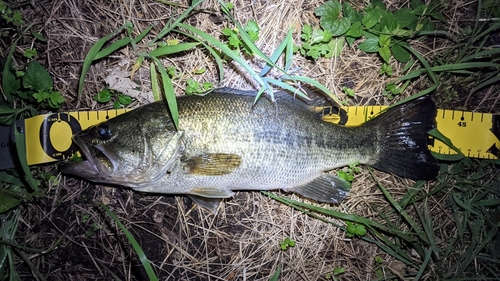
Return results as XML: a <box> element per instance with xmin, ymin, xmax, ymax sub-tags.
<box><xmin>188</xmin><ymin>196</ymin><xmax>222</xmax><ymax>213</ymax></box>
<box><xmin>288</xmin><ymin>174</ymin><xmax>350</xmax><ymax>204</ymax></box>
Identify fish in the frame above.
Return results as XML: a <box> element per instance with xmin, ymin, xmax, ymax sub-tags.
<box><xmin>61</xmin><ymin>87</ymin><xmax>439</xmax><ymax>210</ymax></box>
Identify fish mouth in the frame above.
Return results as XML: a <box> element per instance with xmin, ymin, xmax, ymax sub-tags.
<box><xmin>61</xmin><ymin>135</ymin><xmax>118</xmax><ymax>180</ymax></box>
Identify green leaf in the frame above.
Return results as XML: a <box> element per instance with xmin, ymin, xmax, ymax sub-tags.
<box><xmin>332</xmin><ymin>267</ymin><xmax>346</xmax><ymax>275</ymax></box>
<box><xmin>391</xmin><ymin>43</ymin><xmax>410</xmax><ymax>62</ymax></box>
<box><xmin>346</xmin><ymin>21</ymin><xmax>363</xmax><ymax>38</ymax></box>
<box><xmin>362</xmin><ymin>8</ymin><xmax>382</xmax><ymax>29</ymax></box>
<box><xmin>379</xmin><ymin>33</ymin><xmax>391</xmax><ymax>47</ymax></box>
<box><xmin>153</xmin><ymin>57</ymin><xmax>178</xmax><ymax>129</ymax></box>
<box><xmin>302</xmin><ymin>24</ymin><xmax>313</xmax><ymax>41</ymax></box>
<box><xmin>343</xmin><ymin>2</ymin><xmax>361</xmax><ymax>22</ymax></box>
<box><xmin>269</xmin><ymin>264</ymin><xmax>281</xmax><ymax>281</ymax></box>
<box><xmin>379</xmin><ymin>11</ymin><xmax>398</xmax><ymax>32</ymax></box>
<box><xmin>328</xmin><ymin>18</ymin><xmax>351</xmax><ymax>36</ymax></box>
<box><xmin>244</xmin><ymin>20</ymin><xmax>259</xmax><ymax>42</ymax></box>
<box><xmin>358</xmin><ymin>38</ymin><xmax>379</xmax><ymax>52</ymax></box>
<box><xmin>315</xmin><ymin>1</ymin><xmax>341</xmax><ymax>21</ymax></box>
<box><xmin>23</xmin><ymin>48</ymin><xmax>37</xmax><ymax>58</ymax></box>
<box><xmin>94</xmin><ymin>88</ymin><xmax>112</xmax><ymax>103</ymax></box>
<box><xmin>23</xmin><ymin>60</ymin><xmax>53</xmax><ymax>91</ymax></box>
<box><xmin>0</xmin><ymin>191</ymin><xmax>20</xmax><ymax>213</ymax></box>
<box><xmin>342</xmin><ymin>86</ymin><xmax>355</xmax><ymax>97</ymax></box>
<box><xmin>32</xmin><ymin>91</ymin><xmax>47</xmax><ymax>103</ymax></box>
<box><xmin>428</xmin><ymin>128</ymin><xmax>464</xmax><ymax>157</ymax></box>
<box><xmin>150</xmin><ymin>62</ymin><xmax>161</xmax><ymax>101</ymax></box>
<box><xmin>378</xmin><ymin>46</ymin><xmax>391</xmax><ymax>63</ymax></box>
<box><xmin>118</xmin><ymin>94</ymin><xmax>133</xmax><ymax>105</ymax></box>
<box><xmin>177</xmin><ymin>22</ymin><xmax>272</xmax><ymax>98</ymax></box>
<box><xmin>395</xmin><ymin>8</ymin><xmax>417</xmax><ymax>28</ymax></box>
<box><xmin>152</xmin><ymin>0</ymin><xmax>204</xmax><ymax>44</ymax></box>
<box><xmin>314</xmin><ymin>1</ymin><xmax>350</xmax><ymax>36</ymax></box>
<box><xmin>48</xmin><ymin>92</ymin><xmax>65</xmax><ymax>108</ymax></box>
<box><xmin>380</xmin><ymin>63</ymin><xmax>393</xmax><ymax>76</ymax></box>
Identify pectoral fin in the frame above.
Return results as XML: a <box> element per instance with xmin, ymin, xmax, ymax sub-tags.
<box><xmin>183</xmin><ymin>153</ymin><xmax>242</xmax><ymax>175</ymax></box>
<box><xmin>288</xmin><ymin>174</ymin><xmax>350</xmax><ymax>204</ymax></box>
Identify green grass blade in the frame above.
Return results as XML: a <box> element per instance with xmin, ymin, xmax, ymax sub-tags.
<box><xmin>262</xmin><ymin>191</ymin><xmax>417</xmax><ymax>266</ymax></box>
<box><xmin>78</xmin><ymin>24</ymin><xmax>129</xmax><ymax>97</ymax></box>
<box><xmin>13</xmin><ymin>123</ymin><xmax>39</xmax><ymax>192</ymax></box>
<box><xmin>460</xmin><ymin>48</ymin><xmax>500</xmax><ymax>62</ymax></box>
<box><xmin>2</xmin><ymin>39</ymin><xmax>20</xmax><ymax>103</ymax></box>
<box><xmin>217</xmin><ymin>0</ymin><xmax>285</xmax><ymax>75</ymax></box>
<box><xmin>175</xmin><ymin>29</ymin><xmax>225</xmax><ymax>82</ymax></box>
<box><xmin>94</xmin><ymin>37</ymin><xmax>132</xmax><ymax>60</ymax></box>
<box><xmin>284</xmin><ymin>75</ymin><xmax>342</xmax><ymax>105</ymax></box>
<box><xmin>100</xmin><ymin>203</ymin><xmax>158</xmax><ymax>281</ymax></box>
<box><xmin>0</xmin><ymin>172</ymin><xmax>26</xmax><ymax>187</ymax></box>
<box><xmin>472</xmin><ymin>74</ymin><xmax>500</xmax><ymax>93</ymax></box>
<box><xmin>177</xmin><ymin>22</ymin><xmax>272</xmax><ymax>98</ymax></box>
<box><xmin>470</xmin><ymin>21</ymin><xmax>500</xmax><ymax>46</ymax></box>
<box><xmin>134</xmin><ymin>25</ymin><xmax>154</xmax><ymax>44</ymax></box>
<box><xmin>428</xmin><ymin>128</ymin><xmax>464</xmax><ymax>157</ymax></box>
<box><xmin>402</xmin><ymin>45</ymin><xmax>438</xmax><ymax>84</ymax></box>
<box><xmin>152</xmin><ymin>57</ymin><xmax>178</xmax><ymax>129</ymax></box>
<box><xmin>152</xmin><ymin>0</ymin><xmax>204</xmax><ymax>44</ymax></box>
<box><xmin>369</xmin><ymin>170</ymin><xmax>429</xmax><ymax>244</ymax></box>
<box><xmin>285</xmin><ymin>30</ymin><xmax>294</xmax><ymax>72</ymax></box>
<box><xmin>430</xmin><ymin>62</ymin><xmax>499</xmax><ymax>72</ymax></box>
<box><xmin>262</xmin><ymin>78</ymin><xmax>309</xmax><ymax>99</ymax></box>
<box><xmin>148</xmin><ymin>42</ymin><xmax>200</xmax><ymax>57</ymax></box>
<box><xmin>388</xmin><ymin>83</ymin><xmax>437</xmax><ymax>108</ymax></box>
<box><xmin>150</xmin><ymin>62</ymin><xmax>161</xmax><ymax>101</ymax></box>
<box><xmin>269</xmin><ymin>264</ymin><xmax>281</xmax><ymax>281</ymax></box>
<box><xmin>259</xmin><ymin>30</ymin><xmax>291</xmax><ymax>76</ymax></box>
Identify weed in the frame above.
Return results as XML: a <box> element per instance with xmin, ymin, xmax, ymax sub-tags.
<box><xmin>185</xmin><ymin>79</ymin><xmax>214</xmax><ymax>95</ymax></box>
<box><xmin>337</xmin><ymin>162</ymin><xmax>360</xmax><ymax>183</ymax></box>
<box><xmin>94</xmin><ymin>88</ymin><xmax>133</xmax><ymax>109</ymax></box>
<box><xmin>279</xmin><ymin>237</ymin><xmax>296</xmax><ymax>251</ymax></box>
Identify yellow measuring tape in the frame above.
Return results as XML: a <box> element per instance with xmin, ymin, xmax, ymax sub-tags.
<box><xmin>21</xmin><ymin>105</ymin><xmax>500</xmax><ymax>166</ymax></box>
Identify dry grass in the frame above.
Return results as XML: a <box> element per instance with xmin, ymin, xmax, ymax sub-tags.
<box><xmin>5</xmin><ymin>0</ymin><xmax>499</xmax><ymax>280</ymax></box>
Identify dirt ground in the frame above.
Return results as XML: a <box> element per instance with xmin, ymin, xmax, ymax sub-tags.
<box><xmin>4</xmin><ymin>0</ymin><xmax>499</xmax><ymax>280</ymax></box>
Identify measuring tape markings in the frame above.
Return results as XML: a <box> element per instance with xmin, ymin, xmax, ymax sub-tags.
<box><xmin>21</xmin><ymin>105</ymin><xmax>500</xmax><ymax>166</ymax></box>
<box><xmin>320</xmin><ymin>105</ymin><xmax>499</xmax><ymax>159</ymax></box>
<box><xmin>25</xmin><ymin>108</ymin><xmax>128</xmax><ymax>165</ymax></box>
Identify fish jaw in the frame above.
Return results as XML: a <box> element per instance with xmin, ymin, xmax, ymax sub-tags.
<box><xmin>61</xmin><ymin>135</ymin><xmax>116</xmax><ymax>181</ymax></box>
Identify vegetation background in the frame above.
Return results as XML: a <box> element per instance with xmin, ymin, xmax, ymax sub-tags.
<box><xmin>1</xmin><ymin>0</ymin><xmax>499</xmax><ymax>280</ymax></box>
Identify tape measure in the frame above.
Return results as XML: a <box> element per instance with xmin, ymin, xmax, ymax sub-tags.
<box><xmin>0</xmin><ymin>103</ymin><xmax>498</xmax><ymax>170</ymax></box>
<box><xmin>318</xmin><ymin>105</ymin><xmax>499</xmax><ymax>159</ymax></box>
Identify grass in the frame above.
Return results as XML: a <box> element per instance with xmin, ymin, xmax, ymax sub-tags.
<box><xmin>264</xmin><ymin>158</ymin><xmax>500</xmax><ymax>279</ymax></box>
<box><xmin>0</xmin><ymin>0</ymin><xmax>499</xmax><ymax>280</ymax></box>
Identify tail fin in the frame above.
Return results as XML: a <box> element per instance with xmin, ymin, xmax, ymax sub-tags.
<box><xmin>368</xmin><ymin>96</ymin><xmax>439</xmax><ymax>180</ymax></box>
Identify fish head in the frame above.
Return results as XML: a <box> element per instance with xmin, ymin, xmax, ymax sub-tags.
<box><xmin>62</xmin><ymin>103</ymin><xmax>183</xmax><ymax>187</ymax></box>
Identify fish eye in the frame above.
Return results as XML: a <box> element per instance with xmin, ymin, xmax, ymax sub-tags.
<box><xmin>94</xmin><ymin>124</ymin><xmax>112</xmax><ymax>140</ymax></box>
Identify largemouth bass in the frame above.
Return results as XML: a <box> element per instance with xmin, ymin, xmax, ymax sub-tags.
<box><xmin>62</xmin><ymin>88</ymin><xmax>439</xmax><ymax>209</ymax></box>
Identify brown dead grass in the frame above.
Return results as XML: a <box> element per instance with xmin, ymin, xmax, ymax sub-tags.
<box><xmin>6</xmin><ymin>0</ymin><xmax>498</xmax><ymax>280</ymax></box>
